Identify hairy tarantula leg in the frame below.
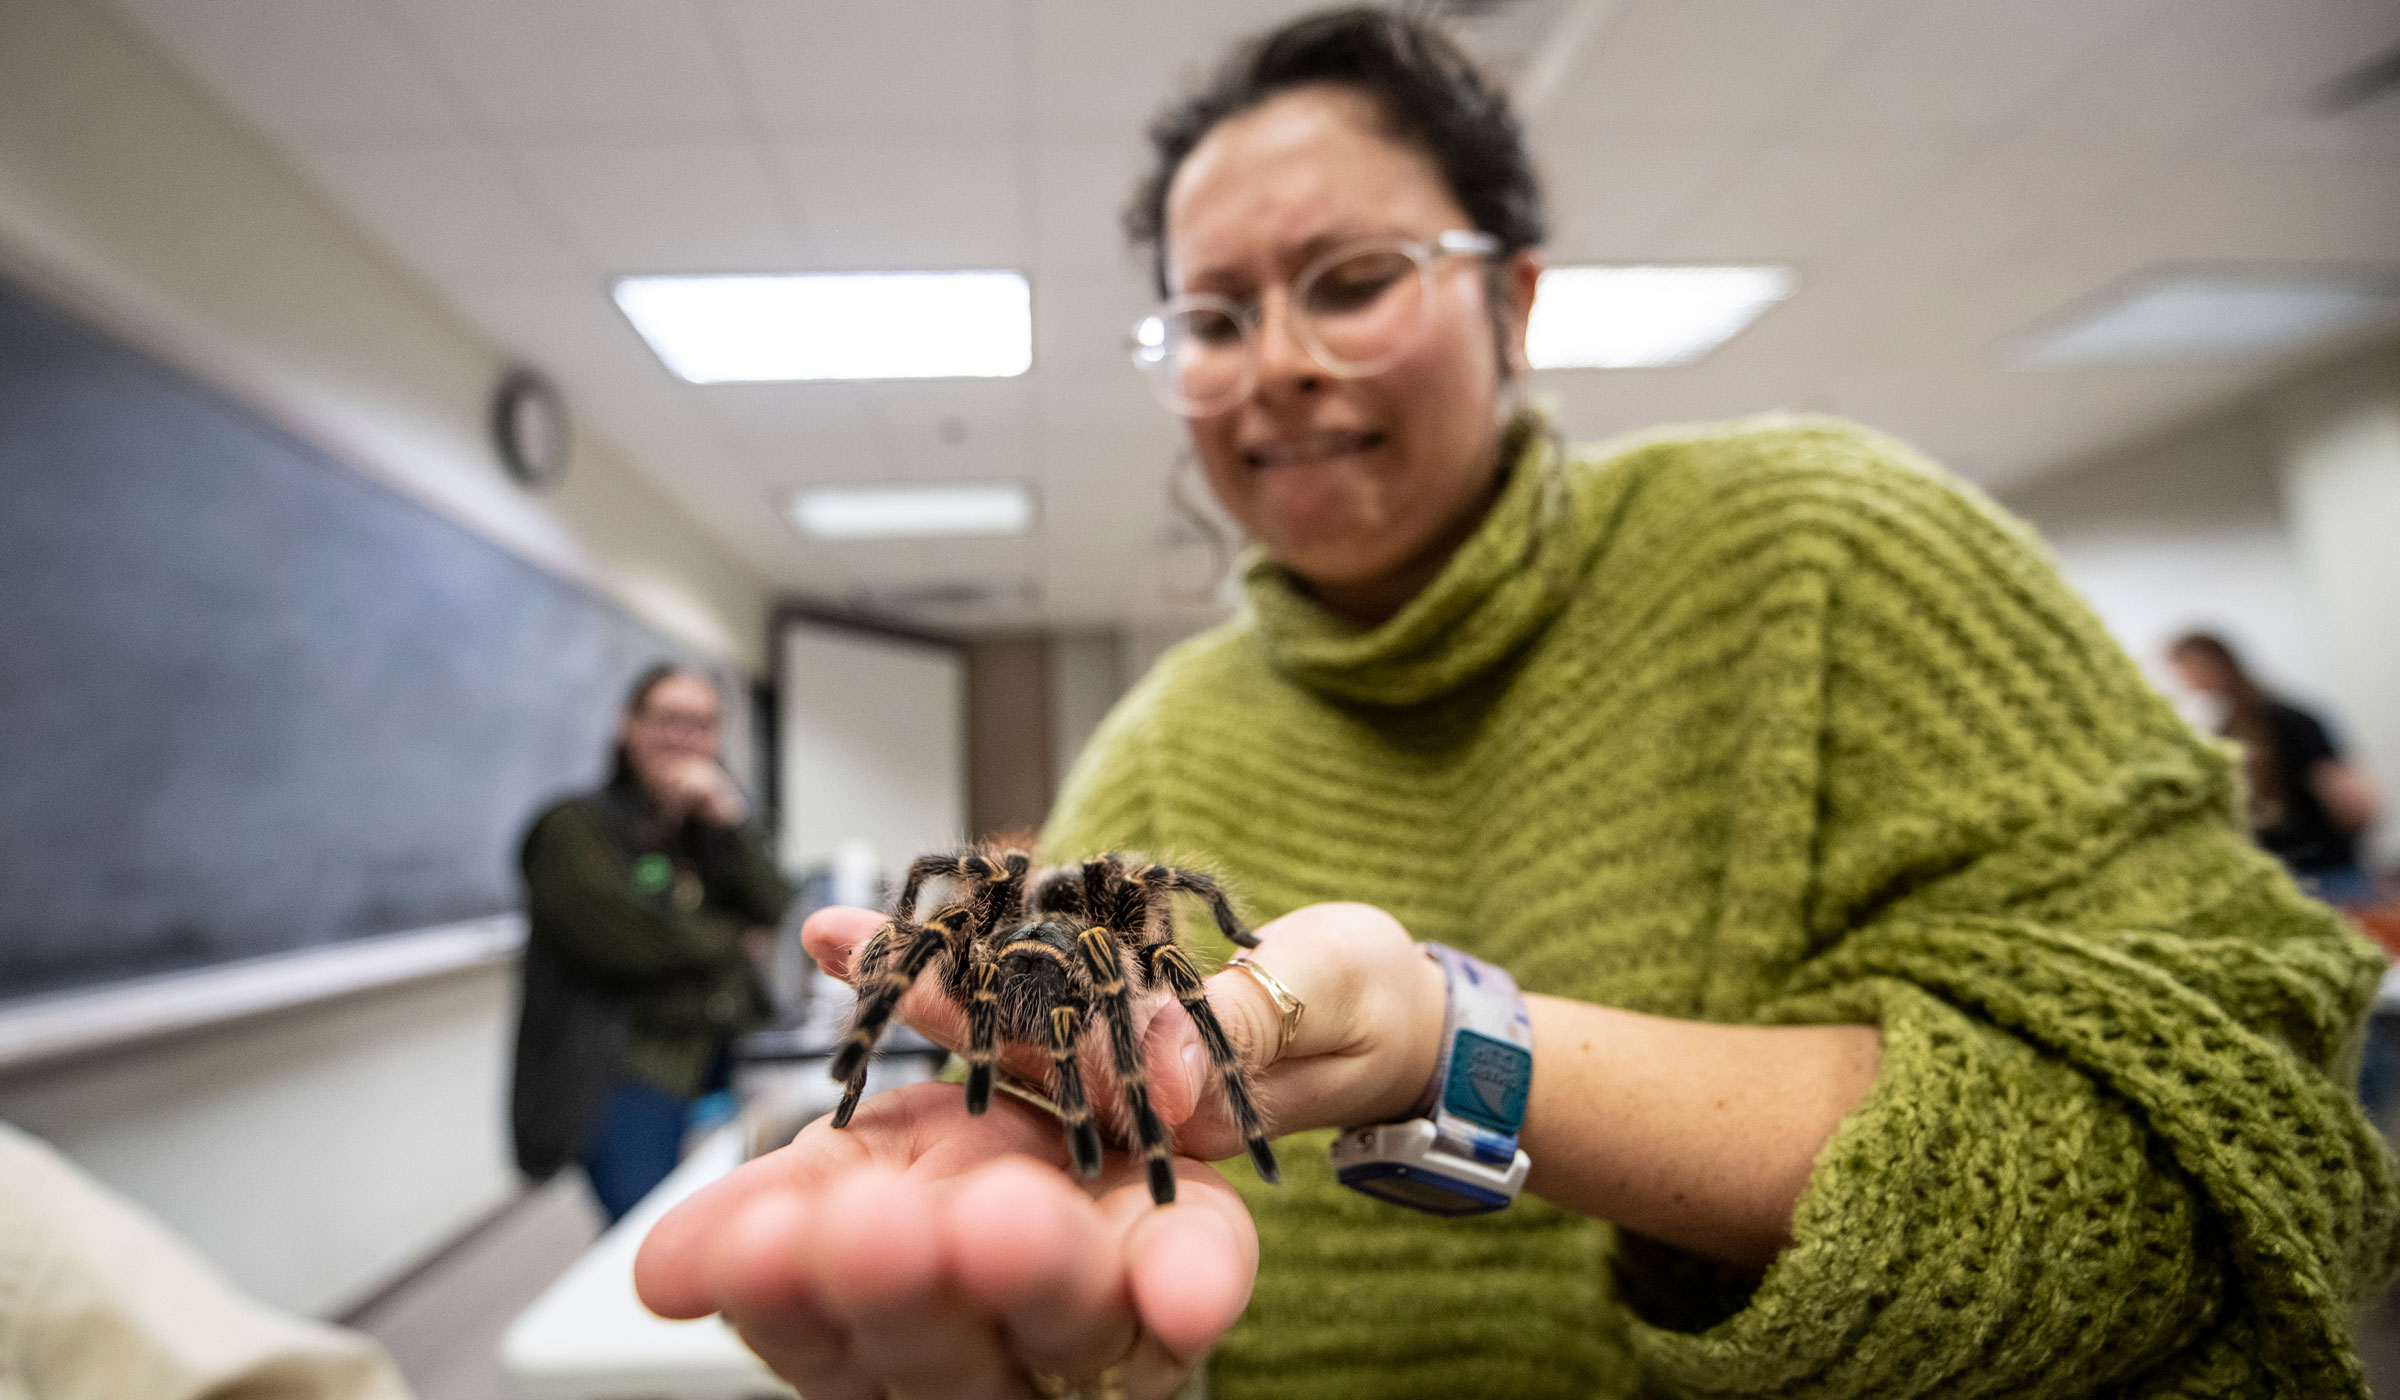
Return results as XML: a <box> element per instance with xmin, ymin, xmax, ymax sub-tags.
<box><xmin>1146</xmin><ymin>944</ymin><xmax>1279</xmax><ymax>1185</ymax></box>
<box><xmin>1047</xmin><ymin>1004</ymin><xmax>1104</xmax><ymax>1178</ymax></box>
<box><xmin>831</xmin><ymin>1056</ymin><xmax>870</xmax><ymax>1129</ymax></box>
<box><xmin>1159</xmin><ymin>867</ymin><xmax>1257</xmax><ymax>949</ymax></box>
<box><xmin>829</xmin><ymin>907</ymin><xmax>967</xmax><ymax>1087</ymax></box>
<box><xmin>1078</xmin><ymin>926</ymin><xmax>1176</xmax><ymax>1206</ymax></box>
<box><xmin>828</xmin><ymin>921</ymin><xmax>907</xmax><ymax>1128</ymax></box>
<box><xmin>962</xmin><ymin>945</ymin><xmax>1000</xmax><ymax>1115</ymax></box>
<box><xmin>896</xmin><ymin>850</ymin><xmax>986</xmax><ymax>922</ymax></box>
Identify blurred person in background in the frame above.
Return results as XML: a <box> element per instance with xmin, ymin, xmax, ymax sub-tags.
<box><xmin>2170</xmin><ymin>631</ymin><xmax>2383</xmax><ymax>906</ymax></box>
<box><xmin>635</xmin><ymin>10</ymin><xmax>2399</xmax><ymax>1399</ymax></box>
<box><xmin>511</xmin><ymin>663</ymin><xmax>789</xmax><ymax>1223</ymax></box>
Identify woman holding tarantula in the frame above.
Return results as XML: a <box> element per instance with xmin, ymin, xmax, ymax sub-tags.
<box><xmin>636</xmin><ymin>9</ymin><xmax>2397</xmax><ymax>1399</ymax></box>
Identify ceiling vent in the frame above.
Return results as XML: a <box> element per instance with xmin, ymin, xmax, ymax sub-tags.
<box><xmin>2310</xmin><ymin>41</ymin><xmax>2400</xmax><ymax>117</ymax></box>
<box><xmin>846</xmin><ymin>579</ymin><xmax>1041</xmax><ymax>619</ymax></box>
<box><xmin>1424</xmin><ymin>0</ymin><xmax>1617</xmax><ymax>115</ymax></box>
<box><xmin>2014</xmin><ymin>267</ymin><xmax>2400</xmax><ymax>367</ymax></box>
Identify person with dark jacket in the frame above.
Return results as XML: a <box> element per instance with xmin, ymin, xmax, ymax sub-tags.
<box><xmin>511</xmin><ymin>663</ymin><xmax>789</xmax><ymax>1221</ymax></box>
<box><xmin>2170</xmin><ymin>632</ymin><xmax>2383</xmax><ymax>905</ymax></box>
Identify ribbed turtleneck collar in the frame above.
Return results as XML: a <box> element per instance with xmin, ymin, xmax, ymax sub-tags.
<box><xmin>1240</xmin><ymin>417</ymin><xmax>1608</xmax><ymax>707</ymax></box>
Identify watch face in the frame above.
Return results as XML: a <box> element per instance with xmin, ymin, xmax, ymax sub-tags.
<box><xmin>493</xmin><ymin>369</ymin><xmax>569</xmax><ymax>491</ymax></box>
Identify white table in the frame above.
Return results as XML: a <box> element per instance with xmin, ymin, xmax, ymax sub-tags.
<box><xmin>500</xmin><ymin>1125</ymin><xmax>790</xmax><ymax>1400</ymax></box>
<box><xmin>500</xmin><ymin>1050</ymin><xmax>941</xmax><ymax>1400</ymax></box>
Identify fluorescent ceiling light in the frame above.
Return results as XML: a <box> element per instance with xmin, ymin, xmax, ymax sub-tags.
<box><xmin>614</xmin><ymin>272</ymin><xmax>1031</xmax><ymax>382</ymax></box>
<box><xmin>787</xmin><ymin>484</ymin><xmax>1035</xmax><ymax>541</ymax></box>
<box><xmin>1527</xmin><ymin>265</ymin><xmax>1796</xmax><ymax>369</ymax></box>
<box><xmin>2017</xmin><ymin>271</ymin><xmax>2400</xmax><ymax>366</ymax></box>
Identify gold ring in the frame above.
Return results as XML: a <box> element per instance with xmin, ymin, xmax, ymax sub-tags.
<box><xmin>991</xmin><ymin>1070</ymin><xmax>1063</xmax><ymax>1119</ymax></box>
<box><xmin>1226</xmin><ymin>955</ymin><xmax>1305</xmax><ymax>1062</ymax></box>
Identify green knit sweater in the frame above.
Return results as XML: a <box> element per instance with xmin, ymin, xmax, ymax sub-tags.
<box><xmin>1041</xmin><ymin>417</ymin><xmax>2400</xmax><ymax>1399</ymax></box>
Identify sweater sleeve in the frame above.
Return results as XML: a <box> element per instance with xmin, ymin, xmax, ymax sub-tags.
<box><xmin>1619</xmin><ymin>434</ymin><xmax>2400</xmax><ymax>1398</ymax></box>
<box><xmin>520</xmin><ymin>802</ymin><xmax>751</xmax><ymax>983</ymax></box>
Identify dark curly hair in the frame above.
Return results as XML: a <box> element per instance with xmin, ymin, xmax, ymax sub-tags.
<box><xmin>1123</xmin><ymin>6</ymin><xmax>1545</xmax><ymax>298</ymax></box>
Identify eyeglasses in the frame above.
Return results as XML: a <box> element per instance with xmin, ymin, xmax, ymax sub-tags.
<box><xmin>1128</xmin><ymin>229</ymin><xmax>1500</xmax><ymax>417</ymax></box>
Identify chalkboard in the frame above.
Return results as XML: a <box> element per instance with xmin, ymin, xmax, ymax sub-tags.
<box><xmin>0</xmin><ymin>278</ymin><xmax>708</xmax><ymax>1001</ymax></box>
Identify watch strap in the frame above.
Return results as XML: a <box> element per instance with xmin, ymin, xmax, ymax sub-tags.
<box><xmin>1414</xmin><ymin>943</ymin><xmax>1534</xmax><ymax>1164</ymax></box>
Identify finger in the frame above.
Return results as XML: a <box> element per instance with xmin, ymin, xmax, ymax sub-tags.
<box><xmin>1126</xmin><ymin>964</ymin><xmax>1286</xmax><ymax>1158</ymax></box>
<box><xmin>1120</xmin><ymin>1189</ymin><xmax>1255</xmax><ymax>1361</ymax></box>
<box><xmin>709</xmin><ymin>1193</ymin><xmax>876</xmax><ymax>1400</ymax></box>
<box><xmin>635</xmin><ymin>1105</ymin><xmax>883</xmax><ymax>1319</ymax></box>
<box><xmin>805</xmin><ymin>1167</ymin><xmax>1022</xmax><ymax>1399</ymax></box>
<box><xmin>804</xmin><ymin>907</ymin><xmax>1014</xmax><ymax>1073</ymax></box>
<box><xmin>947</xmin><ymin>1158</ymin><xmax>1135</xmax><ymax>1380</ymax></box>
<box><xmin>1084</xmin><ymin>1168</ymin><xmax>1257</xmax><ymax>1400</ymax></box>
<box><xmin>801</xmin><ymin>906</ymin><xmax>887</xmax><ymax>978</ymax></box>
<box><xmin>1143</xmin><ymin>1009</ymin><xmax>1209</xmax><ymax>1128</ymax></box>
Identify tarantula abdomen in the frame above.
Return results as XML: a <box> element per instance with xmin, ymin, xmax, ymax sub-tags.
<box><xmin>827</xmin><ymin>848</ymin><xmax>1277</xmax><ymax>1206</ymax></box>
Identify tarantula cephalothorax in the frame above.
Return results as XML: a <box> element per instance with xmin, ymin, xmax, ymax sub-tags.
<box><xmin>827</xmin><ymin>848</ymin><xmax>1279</xmax><ymax>1205</ymax></box>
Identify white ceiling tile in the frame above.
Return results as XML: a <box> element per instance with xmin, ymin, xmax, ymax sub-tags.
<box><xmin>1032</xmin><ymin>405</ymin><xmax>1181</xmax><ymax>474</ymax></box>
<box><xmin>713</xmin><ymin>0</ymin><xmax>1025</xmax><ymax>138</ymax></box>
<box><xmin>1539</xmin><ymin>0</ymin><xmax>1903</xmax><ymax>142</ymax></box>
<box><xmin>1534</xmin><ymin>136</ymin><xmax>1744</xmax><ymax>258</ymax></box>
<box><xmin>1033</xmin><ymin>140</ymin><xmax>1152</xmax><ymax>269</ymax></box>
<box><xmin>2084</xmin><ymin>155</ymin><xmax>2400</xmax><ymax>265</ymax></box>
<box><xmin>386</xmin><ymin>0</ymin><xmax>748</xmax><ymax>139</ymax></box>
<box><xmin>698</xmin><ymin>384</ymin><xmax>881</xmax><ymax>456</ymax></box>
<box><xmin>1816</xmin><ymin>131</ymin><xmax>2172</xmax><ymax>293</ymax></box>
<box><xmin>1660</xmin><ymin>139</ymin><xmax>1956</xmax><ymax>262</ymax></box>
<box><xmin>1030</xmin><ymin>0</ymin><xmax>1313</xmax><ymax>139</ymax></box>
<box><xmin>2012</xmin><ymin>0</ymin><xmax>2400</xmax><ymax>144</ymax></box>
<box><xmin>103</xmin><ymin>0</ymin><xmax>2400</xmax><ymax>626</ymax></box>
<box><xmin>1032</xmin><ymin>260</ymin><xmax>1154</xmax><ymax>379</ymax></box>
<box><xmin>857</xmin><ymin>379</ymin><xmax>1030</xmax><ymax>475</ymax></box>
<box><xmin>280</xmin><ymin>143</ymin><xmax>573</xmax><ymax>279</ymax></box>
<box><xmin>700</xmin><ymin>397</ymin><xmax>892</xmax><ymax>489</ymax></box>
<box><xmin>113</xmin><ymin>0</ymin><xmax>459</xmax><ymax>138</ymax></box>
<box><xmin>515</xmin><ymin>143</ymin><xmax>799</xmax><ymax>270</ymax></box>
<box><xmin>773</xmin><ymin>140</ymin><xmax>1025</xmax><ymax>267</ymax></box>
<box><xmin>1793</xmin><ymin>0</ymin><xmax>2164</xmax><ymax>140</ymax></box>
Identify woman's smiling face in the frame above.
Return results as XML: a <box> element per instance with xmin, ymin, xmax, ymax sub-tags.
<box><xmin>1163</xmin><ymin>85</ymin><xmax>1539</xmax><ymax>625</ymax></box>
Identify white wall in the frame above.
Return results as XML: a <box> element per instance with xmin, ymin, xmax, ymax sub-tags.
<box><xmin>2002</xmin><ymin>343</ymin><xmax>2400</xmax><ymax>867</ymax></box>
<box><xmin>1047</xmin><ymin>631</ymin><xmax>1126</xmax><ymax>797</ymax></box>
<box><xmin>779</xmin><ymin>621</ymin><xmax>967</xmax><ymax>892</ymax></box>
<box><xmin>2003</xmin><ymin>407</ymin><xmax>2345</xmax><ymax>714</ymax></box>
<box><xmin>0</xmin><ymin>966</ymin><xmax>518</xmax><ymax>1318</ymax></box>
<box><xmin>0</xmin><ymin>0</ymin><xmax>773</xmax><ymax>1317</ymax></box>
<box><xmin>2272</xmin><ymin>351</ymin><xmax>2400</xmax><ymax>866</ymax></box>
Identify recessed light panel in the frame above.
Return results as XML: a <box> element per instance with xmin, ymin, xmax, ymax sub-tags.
<box><xmin>2017</xmin><ymin>272</ymin><xmax>2400</xmax><ymax>367</ymax></box>
<box><xmin>787</xmin><ymin>484</ymin><xmax>1035</xmax><ymax>541</ymax></box>
<box><xmin>1527</xmin><ymin>265</ymin><xmax>1796</xmax><ymax>369</ymax></box>
<box><xmin>615</xmin><ymin>272</ymin><xmax>1032</xmax><ymax>383</ymax></box>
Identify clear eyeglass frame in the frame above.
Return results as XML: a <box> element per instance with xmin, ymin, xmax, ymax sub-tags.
<box><xmin>1128</xmin><ymin>228</ymin><xmax>1501</xmax><ymax>417</ymax></box>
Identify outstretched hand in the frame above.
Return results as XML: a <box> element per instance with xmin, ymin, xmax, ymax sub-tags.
<box><xmin>635</xmin><ymin>1083</ymin><xmax>1257</xmax><ymax>1400</ymax></box>
<box><xmin>801</xmin><ymin>900</ymin><xmax>1448</xmax><ymax>1167</ymax></box>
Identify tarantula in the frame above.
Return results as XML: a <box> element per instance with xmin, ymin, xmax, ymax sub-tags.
<box><xmin>827</xmin><ymin>848</ymin><xmax>1278</xmax><ymax>1205</ymax></box>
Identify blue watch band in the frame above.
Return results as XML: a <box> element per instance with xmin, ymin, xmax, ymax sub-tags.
<box><xmin>1330</xmin><ymin>943</ymin><xmax>1533</xmax><ymax>1215</ymax></box>
<box><xmin>1416</xmin><ymin>942</ymin><xmax>1534</xmax><ymax>1160</ymax></box>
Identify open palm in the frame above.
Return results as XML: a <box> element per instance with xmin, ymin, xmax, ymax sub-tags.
<box><xmin>635</xmin><ymin>1081</ymin><xmax>1257</xmax><ymax>1400</ymax></box>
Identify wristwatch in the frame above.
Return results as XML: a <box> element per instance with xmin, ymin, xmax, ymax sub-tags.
<box><xmin>1330</xmin><ymin>942</ymin><xmax>1533</xmax><ymax>1215</ymax></box>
